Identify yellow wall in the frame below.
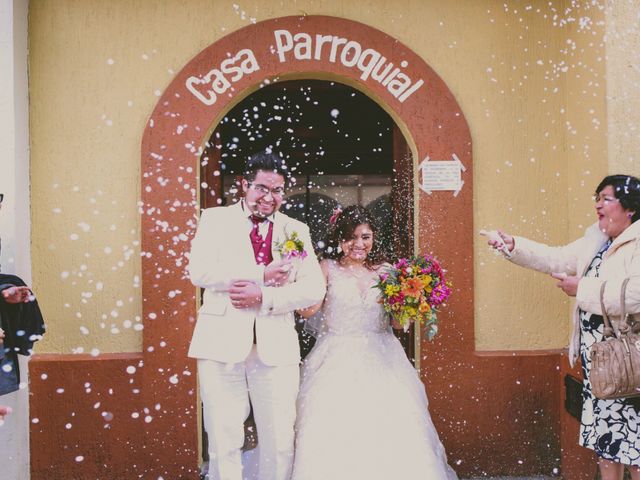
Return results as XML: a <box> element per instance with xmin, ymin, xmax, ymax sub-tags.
<box><xmin>29</xmin><ymin>0</ymin><xmax>618</xmax><ymax>353</ymax></box>
<box><xmin>605</xmin><ymin>0</ymin><xmax>640</xmax><ymax>175</ymax></box>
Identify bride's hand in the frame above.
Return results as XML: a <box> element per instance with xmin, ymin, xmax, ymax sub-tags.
<box><xmin>391</xmin><ymin>317</ymin><xmax>403</xmax><ymax>330</ymax></box>
<box><xmin>297</xmin><ymin>301</ymin><xmax>323</xmax><ymax>318</ymax></box>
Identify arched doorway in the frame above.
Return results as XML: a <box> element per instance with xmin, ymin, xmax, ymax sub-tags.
<box><xmin>139</xmin><ymin>14</ymin><xmax>479</xmax><ymax>479</ymax></box>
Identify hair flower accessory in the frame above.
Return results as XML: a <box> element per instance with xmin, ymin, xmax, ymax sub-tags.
<box><xmin>329</xmin><ymin>207</ymin><xmax>343</xmax><ymax>226</ymax></box>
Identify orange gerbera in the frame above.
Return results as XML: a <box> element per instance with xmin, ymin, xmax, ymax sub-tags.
<box><xmin>402</xmin><ymin>277</ymin><xmax>423</xmax><ymax>298</ymax></box>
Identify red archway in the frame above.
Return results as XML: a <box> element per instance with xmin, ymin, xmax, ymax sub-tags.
<box><xmin>29</xmin><ymin>15</ymin><xmax>564</xmax><ymax>480</ymax></box>
<box><xmin>140</xmin><ymin>15</ymin><xmax>475</xmax><ymax>478</ymax></box>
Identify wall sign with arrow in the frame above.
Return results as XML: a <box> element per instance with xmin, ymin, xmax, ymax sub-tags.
<box><xmin>418</xmin><ymin>153</ymin><xmax>466</xmax><ymax>196</ymax></box>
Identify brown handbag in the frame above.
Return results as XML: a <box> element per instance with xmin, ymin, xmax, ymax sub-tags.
<box><xmin>590</xmin><ymin>278</ymin><xmax>640</xmax><ymax>399</ymax></box>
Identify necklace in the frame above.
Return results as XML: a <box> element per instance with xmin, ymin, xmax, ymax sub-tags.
<box><xmin>337</xmin><ymin>260</ymin><xmax>373</xmax><ymax>279</ymax></box>
<box><xmin>336</xmin><ymin>260</ymin><xmax>375</xmax><ymax>298</ymax></box>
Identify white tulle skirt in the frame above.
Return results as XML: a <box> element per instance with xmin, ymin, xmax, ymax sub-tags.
<box><xmin>291</xmin><ymin>330</ymin><xmax>458</xmax><ymax>480</ymax></box>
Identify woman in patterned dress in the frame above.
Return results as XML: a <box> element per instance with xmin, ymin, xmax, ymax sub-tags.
<box><xmin>487</xmin><ymin>174</ymin><xmax>640</xmax><ymax>479</ymax></box>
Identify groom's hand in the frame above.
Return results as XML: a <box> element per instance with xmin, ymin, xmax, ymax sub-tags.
<box><xmin>229</xmin><ymin>281</ymin><xmax>263</xmax><ymax>309</ymax></box>
<box><xmin>264</xmin><ymin>260</ymin><xmax>293</xmax><ymax>287</ymax></box>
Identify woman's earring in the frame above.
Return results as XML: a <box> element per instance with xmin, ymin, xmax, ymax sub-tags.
<box><xmin>628</xmin><ymin>212</ymin><xmax>634</xmax><ymax>219</ymax></box>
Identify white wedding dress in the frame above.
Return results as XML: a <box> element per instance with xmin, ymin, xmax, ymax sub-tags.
<box><xmin>291</xmin><ymin>260</ymin><xmax>458</xmax><ymax>480</ymax></box>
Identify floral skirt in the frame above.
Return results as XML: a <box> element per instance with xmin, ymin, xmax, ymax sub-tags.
<box><xmin>579</xmin><ymin>311</ymin><xmax>640</xmax><ymax>465</ymax></box>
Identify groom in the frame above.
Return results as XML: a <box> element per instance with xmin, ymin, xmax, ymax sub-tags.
<box><xmin>187</xmin><ymin>151</ymin><xmax>325</xmax><ymax>480</ymax></box>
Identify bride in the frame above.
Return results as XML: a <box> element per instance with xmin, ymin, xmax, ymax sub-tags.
<box><xmin>291</xmin><ymin>205</ymin><xmax>458</xmax><ymax>480</ymax></box>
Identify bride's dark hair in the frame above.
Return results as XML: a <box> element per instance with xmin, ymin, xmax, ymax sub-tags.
<box><xmin>321</xmin><ymin>205</ymin><xmax>387</xmax><ymax>269</ymax></box>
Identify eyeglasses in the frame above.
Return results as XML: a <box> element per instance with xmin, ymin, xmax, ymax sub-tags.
<box><xmin>593</xmin><ymin>194</ymin><xmax>619</xmax><ymax>205</ymax></box>
<box><xmin>249</xmin><ymin>183</ymin><xmax>285</xmax><ymax>198</ymax></box>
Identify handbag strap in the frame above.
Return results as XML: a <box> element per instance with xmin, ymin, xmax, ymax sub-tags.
<box><xmin>620</xmin><ymin>277</ymin><xmax>631</xmax><ymax>327</ymax></box>
<box><xmin>599</xmin><ymin>281</ymin><xmax>614</xmax><ymax>337</ymax></box>
<box><xmin>599</xmin><ymin>278</ymin><xmax>632</xmax><ymax>338</ymax></box>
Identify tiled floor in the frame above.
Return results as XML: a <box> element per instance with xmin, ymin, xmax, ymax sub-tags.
<box><xmin>215</xmin><ymin>451</ymin><xmax>561</xmax><ymax>480</ymax></box>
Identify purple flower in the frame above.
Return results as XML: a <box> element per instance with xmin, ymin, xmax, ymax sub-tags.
<box><xmin>429</xmin><ymin>284</ymin><xmax>451</xmax><ymax>305</ymax></box>
<box><xmin>395</xmin><ymin>258</ymin><xmax>408</xmax><ymax>269</ymax></box>
<box><xmin>388</xmin><ymin>292</ymin><xmax>405</xmax><ymax>305</ymax></box>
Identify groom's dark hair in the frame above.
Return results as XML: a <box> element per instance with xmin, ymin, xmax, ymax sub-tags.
<box><xmin>243</xmin><ymin>151</ymin><xmax>288</xmax><ymax>182</ymax></box>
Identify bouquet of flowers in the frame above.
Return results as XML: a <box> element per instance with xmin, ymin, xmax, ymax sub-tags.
<box><xmin>374</xmin><ymin>255</ymin><xmax>451</xmax><ymax>340</ymax></box>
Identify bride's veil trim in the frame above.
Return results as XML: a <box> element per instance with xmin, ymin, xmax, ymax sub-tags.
<box><xmin>303</xmin><ymin>310</ymin><xmax>328</xmax><ymax>338</ymax></box>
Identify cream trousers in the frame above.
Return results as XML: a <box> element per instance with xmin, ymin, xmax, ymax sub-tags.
<box><xmin>198</xmin><ymin>346</ymin><xmax>299</xmax><ymax>480</ymax></box>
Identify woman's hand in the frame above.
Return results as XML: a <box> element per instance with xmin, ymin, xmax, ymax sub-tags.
<box><xmin>481</xmin><ymin>229</ymin><xmax>515</xmax><ymax>253</ymax></box>
<box><xmin>551</xmin><ymin>273</ymin><xmax>579</xmax><ymax>297</ymax></box>
<box><xmin>491</xmin><ymin>230</ymin><xmax>515</xmax><ymax>252</ymax></box>
<box><xmin>1</xmin><ymin>286</ymin><xmax>32</xmax><ymax>304</ymax></box>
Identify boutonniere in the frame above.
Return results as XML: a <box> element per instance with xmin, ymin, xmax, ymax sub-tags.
<box><xmin>275</xmin><ymin>230</ymin><xmax>308</xmax><ymax>260</ymax></box>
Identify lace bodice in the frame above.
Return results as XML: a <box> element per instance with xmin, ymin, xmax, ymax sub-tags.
<box><xmin>321</xmin><ymin>260</ymin><xmax>389</xmax><ymax>335</ymax></box>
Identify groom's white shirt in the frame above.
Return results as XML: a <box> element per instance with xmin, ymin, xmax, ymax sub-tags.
<box><xmin>187</xmin><ymin>200</ymin><xmax>326</xmax><ymax>365</ymax></box>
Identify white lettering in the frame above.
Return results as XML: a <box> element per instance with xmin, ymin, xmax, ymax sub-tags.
<box><xmin>340</xmin><ymin>40</ymin><xmax>362</xmax><ymax>67</ymax></box>
<box><xmin>267</xmin><ymin>29</ymin><xmax>426</xmax><ymax>105</ymax></box>
<box><xmin>220</xmin><ymin>57</ymin><xmax>242</xmax><ymax>82</ymax></box>
<box><xmin>210</xmin><ymin>70</ymin><xmax>232</xmax><ymax>95</ymax></box>
<box><xmin>274</xmin><ymin>29</ymin><xmax>293</xmax><ymax>63</ymax></box>
<box><xmin>186</xmin><ymin>76</ymin><xmax>216</xmax><ymax>106</ymax></box>
<box><xmin>293</xmin><ymin>33</ymin><xmax>313</xmax><ymax>60</ymax></box>
<box><xmin>370</xmin><ymin>59</ymin><xmax>393</xmax><ymax>82</ymax></box>
<box><xmin>356</xmin><ymin>49</ymin><xmax>382</xmax><ymax>81</ymax></box>
<box><xmin>398</xmin><ymin>79</ymin><xmax>424</xmax><ymax>103</ymax></box>
<box><xmin>239</xmin><ymin>49</ymin><xmax>260</xmax><ymax>75</ymax></box>
<box><xmin>314</xmin><ymin>34</ymin><xmax>333</xmax><ymax>60</ymax></box>
<box><xmin>388</xmin><ymin>72</ymin><xmax>412</xmax><ymax>98</ymax></box>
<box><xmin>329</xmin><ymin>37</ymin><xmax>348</xmax><ymax>63</ymax></box>
<box><xmin>381</xmin><ymin>66</ymin><xmax>401</xmax><ymax>87</ymax></box>
<box><xmin>186</xmin><ymin>49</ymin><xmax>260</xmax><ymax>106</ymax></box>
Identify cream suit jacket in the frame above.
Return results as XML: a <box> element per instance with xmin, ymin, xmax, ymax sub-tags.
<box><xmin>507</xmin><ymin>220</ymin><xmax>640</xmax><ymax>367</ymax></box>
<box><xmin>187</xmin><ymin>201</ymin><xmax>326</xmax><ymax>366</ymax></box>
